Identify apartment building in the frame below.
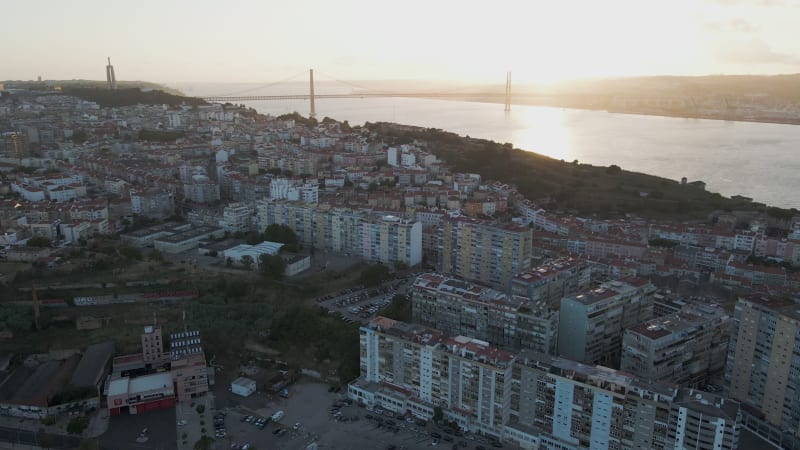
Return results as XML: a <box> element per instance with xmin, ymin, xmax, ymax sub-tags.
<box><xmin>513</xmin><ymin>351</ymin><xmax>740</xmax><ymax>450</ymax></box>
<box><xmin>130</xmin><ymin>189</ymin><xmax>175</xmax><ymax>220</ymax></box>
<box><xmin>350</xmin><ymin>317</ymin><xmax>741</xmax><ymax>450</ymax></box>
<box><xmin>412</xmin><ymin>273</ymin><xmax>557</xmax><ymax>354</ymax></box>
<box><xmin>725</xmin><ymin>295</ymin><xmax>800</xmax><ymax>449</ymax></box>
<box><xmin>219</xmin><ymin>202</ymin><xmax>252</xmax><ymax>234</ymax></box>
<box><xmin>558</xmin><ymin>278</ymin><xmax>656</xmax><ymax>368</ymax></box>
<box><xmin>621</xmin><ymin>303</ymin><xmax>730</xmax><ymax>386</ymax></box>
<box><xmin>183</xmin><ymin>175</ymin><xmax>220</xmax><ymax>204</ymax></box>
<box><xmin>439</xmin><ymin>217</ymin><xmax>532</xmax><ymax>289</ymax></box>
<box><xmin>256</xmin><ymin>199</ymin><xmax>422</xmax><ymax>266</ymax></box>
<box><xmin>510</xmin><ymin>257</ymin><xmax>591</xmax><ymax>308</ymax></box>
<box><xmin>169</xmin><ymin>330</ymin><xmax>209</xmax><ymax>401</ymax></box>
<box><xmin>352</xmin><ymin>317</ymin><xmax>515</xmax><ymax>438</ymax></box>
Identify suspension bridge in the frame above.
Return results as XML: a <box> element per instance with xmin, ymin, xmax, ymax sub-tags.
<box><xmin>202</xmin><ymin>69</ymin><xmax>514</xmax><ymax>118</ymax></box>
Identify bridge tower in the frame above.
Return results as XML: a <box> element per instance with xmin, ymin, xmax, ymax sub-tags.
<box><xmin>106</xmin><ymin>57</ymin><xmax>117</xmax><ymax>90</ymax></box>
<box><xmin>504</xmin><ymin>71</ymin><xmax>511</xmax><ymax>112</ymax></box>
<box><xmin>309</xmin><ymin>69</ymin><xmax>317</xmax><ymax>119</ymax></box>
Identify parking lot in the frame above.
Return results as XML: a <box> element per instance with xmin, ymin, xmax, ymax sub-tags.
<box><xmin>316</xmin><ymin>278</ymin><xmax>414</xmax><ymax>324</ymax></box>
<box><xmin>210</xmin><ymin>381</ymin><xmax>510</xmax><ymax>450</ymax></box>
<box><xmin>100</xmin><ymin>407</ymin><xmax>177</xmax><ymax>450</ymax></box>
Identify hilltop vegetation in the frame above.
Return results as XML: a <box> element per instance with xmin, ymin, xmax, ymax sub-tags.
<box><xmin>61</xmin><ymin>87</ymin><xmax>208</xmax><ymax>108</ymax></box>
<box><xmin>2</xmin><ymin>79</ymin><xmax>186</xmax><ymax>96</ymax></box>
<box><xmin>369</xmin><ymin>122</ymin><xmax>797</xmax><ymax>220</ymax></box>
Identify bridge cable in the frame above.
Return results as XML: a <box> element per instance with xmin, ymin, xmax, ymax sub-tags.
<box><xmin>208</xmin><ymin>71</ymin><xmax>307</xmax><ymax>97</ymax></box>
<box><xmin>313</xmin><ymin>70</ymin><xmax>374</xmax><ymax>93</ymax></box>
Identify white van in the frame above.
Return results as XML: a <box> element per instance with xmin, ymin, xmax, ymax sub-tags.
<box><xmin>271</xmin><ymin>410</ymin><xmax>285</xmax><ymax>422</ymax></box>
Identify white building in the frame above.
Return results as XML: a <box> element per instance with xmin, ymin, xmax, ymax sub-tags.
<box><xmin>223</xmin><ymin>241</ymin><xmax>284</xmax><ymax>267</ymax></box>
<box><xmin>400</xmin><ymin>152</ymin><xmax>416</xmax><ymax>167</ymax></box>
<box><xmin>11</xmin><ymin>183</ymin><xmax>45</xmax><ymax>202</ymax></box>
<box><xmin>270</xmin><ymin>178</ymin><xmax>318</xmax><ymax>204</ymax></box>
<box><xmin>230</xmin><ymin>377</ymin><xmax>256</xmax><ymax>397</ymax></box>
<box><xmin>387</xmin><ymin>147</ymin><xmax>398</xmax><ymax>167</ymax></box>
<box><xmin>219</xmin><ymin>203</ymin><xmax>252</xmax><ymax>234</ymax></box>
<box><xmin>298</xmin><ymin>183</ymin><xmax>319</xmax><ymax>204</ymax></box>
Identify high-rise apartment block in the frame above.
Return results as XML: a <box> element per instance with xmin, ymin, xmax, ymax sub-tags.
<box><xmin>411</xmin><ymin>273</ymin><xmax>557</xmax><ymax>354</ymax></box>
<box><xmin>353</xmin><ymin>317</ymin><xmax>515</xmax><ymax>437</ymax></box>
<box><xmin>439</xmin><ymin>217</ymin><xmax>532</xmax><ymax>289</ymax></box>
<box><xmin>510</xmin><ymin>257</ymin><xmax>591</xmax><ymax>308</ymax></box>
<box><xmin>621</xmin><ymin>303</ymin><xmax>730</xmax><ymax>386</ymax></box>
<box><xmin>169</xmin><ymin>330</ymin><xmax>209</xmax><ymax>401</ymax></box>
<box><xmin>350</xmin><ymin>317</ymin><xmax>741</xmax><ymax>450</ymax></box>
<box><xmin>725</xmin><ymin>294</ymin><xmax>800</xmax><ymax>449</ymax></box>
<box><xmin>558</xmin><ymin>278</ymin><xmax>655</xmax><ymax>368</ymax></box>
<box><xmin>256</xmin><ymin>199</ymin><xmax>422</xmax><ymax>266</ymax></box>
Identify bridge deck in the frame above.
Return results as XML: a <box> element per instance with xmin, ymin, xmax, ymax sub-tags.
<box><xmin>202</xmin><ymin>92</ymin><xmax>505</xmax><ymax>102</ymax></box>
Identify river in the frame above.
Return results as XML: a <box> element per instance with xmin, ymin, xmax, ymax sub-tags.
<box><xmin>174</xmin><ymin>82</ymin><xmax>800</xmax><ymax>210</ymax></box>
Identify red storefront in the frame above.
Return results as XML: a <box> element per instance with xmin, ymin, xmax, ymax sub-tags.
<box><xmin>108</xmin><ymin>372</ymin><xmax>175</xmax><ymax>415</ymax></box>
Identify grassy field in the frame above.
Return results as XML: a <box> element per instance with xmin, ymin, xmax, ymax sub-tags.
<box><xmin>0</xmin><ymin>263</ymin><xmax>369</xmax><ymax>383</ymax></box>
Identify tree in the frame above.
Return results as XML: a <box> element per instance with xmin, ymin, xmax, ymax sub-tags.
<box><xmin>67</xmin><ymin>416</ymin><xmax>89</xmax><ymax>434</ymax></box>
<box><xmin>148</xmin><ymin>249</ymin><xmax>163</xmax><ymax>262</ymax></box>
<box><xmin>78</xmin><ymin>440</ymin><xmax>99</xmax><ymax>450</ymax></box>
<box><xmin>605</xmin><ymin>164</ymin><xmax>622</xmax><ymax>175</ymax></box>
<box><xmin>263</xmin><ymin>224</ymin><xmax>299</xmax><ymax>252</ymax></box>
<box><xmin>193</xmin><ymin>436</ymin><xmax>214</xmax><ymax>450</ymax></box>
<box><xmin>27</xmin><ymin>236</ymin><xmax>51</xmax><ymax>247</ymax></box>
<box><xmin>381</xmin><ymin>294</ymin><xmax>411</xmax><ymax>322</ymax></box>
<box><xmin>119</xmin><ymin>245</ymin><xmax>143</xmax><ymax>260</ymax></box>
<box><xmin>240</xmin><ymin>255</ymin><xmax>254</xmax><ymax>271</ymax></box>
<box><xmin>359</xmin><ymin>264</ymin><xmax>391</xmax><ymax>287</ymax></box>
<box><xmin>259</xmin><ymin>254</ymin><xmax>286</xmax><ymax>280</ymax></box>
<box><xmin>433</xmin><ymin>406</ymin><xmax>443</xmax><ymax>423</ymax></box>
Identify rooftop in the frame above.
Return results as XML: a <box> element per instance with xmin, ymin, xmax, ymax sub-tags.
<box><xmin>413</xmin><ymin>273</ymin><xmax>529</xmax><ymax>310</ymax></box>
<box><xmin>129</xmin><ymin>372</ymin><xmax>173</xmax><ymax>394</ymax></box>
<box><xmin>155</xmin><ymin>226</ymin><xmax>221</xmax><ymax>244</ymax></box>
<box><xmin>70</xmin><ymin>341</ymin><xmax>114</xmax><ymax>388</ymax></box>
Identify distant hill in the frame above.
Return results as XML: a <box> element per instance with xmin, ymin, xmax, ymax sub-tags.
<box><xmin>1</xmin><ymin>79</ymin><xmax>186</xmax><ymax>96</ymax></box>
<box><xmin>2</xmin><ymin>79</ymin><xmax>207</xmax><ymax>108</ymax></box>
<box><xmin>60</xmin><ymin>87</ymin><xmax>208</xmax><ymax>108</ymax></box>
<box><xmin>369</xmin><ymin>122</ymin><xmax>798</xmax><ymax>221</ymax></box>
<box><xmin>549</xmin><ymin>74</ymin><xmax>800</xmax><ymax>102</ymax></box>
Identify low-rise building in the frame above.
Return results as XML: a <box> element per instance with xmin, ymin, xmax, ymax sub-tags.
<box><xmin>107</xmin><ymin>372</ymin><xmax>176</xmax><ymax>415</ymax></box>
<box><xmin>153</xmin><ymin>226</ymin><xmax>224</xmax><ymax>254</ymax></box>
<box><xmin>231</xmin><ymin>377</ymin><xmax>256</xmax><ymax>397</ymax></box>
<box><xmin>223</xmin><ymin>241</ymin><xmax>284</xmax><ymax>267</ymax></box>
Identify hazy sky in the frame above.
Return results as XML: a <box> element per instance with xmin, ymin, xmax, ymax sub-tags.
<box><xmin>3</xmin><ymin>0</ymin><xmax>800</xmax><ymax>84</ymax></box>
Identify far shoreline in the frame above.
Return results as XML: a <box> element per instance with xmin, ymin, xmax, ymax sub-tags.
<box><xmin>406</xmin><ymin>95</ymin><xmax>800</xmax><ymax>127</ymax></box>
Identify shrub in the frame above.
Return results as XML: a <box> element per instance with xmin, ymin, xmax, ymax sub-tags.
<box><xmin>67</xmin><ymin>416</ymin><xmax>89</xmax><ymax>434</ymax></box>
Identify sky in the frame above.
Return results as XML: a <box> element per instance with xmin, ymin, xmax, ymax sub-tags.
<box><xmin>3</xmin><ymin>0</ymin><xmax>800</xmax><ymax>85</ymax></box>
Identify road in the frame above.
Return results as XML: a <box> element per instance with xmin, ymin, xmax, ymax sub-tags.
<box><xmin>0</xmin><ymin>425</ymin><xmax>83</xmax><ymax>449</ymax></box>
